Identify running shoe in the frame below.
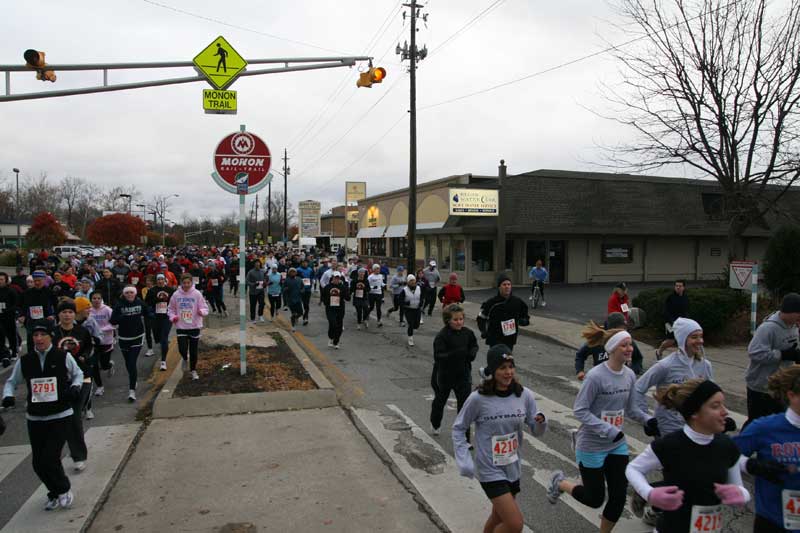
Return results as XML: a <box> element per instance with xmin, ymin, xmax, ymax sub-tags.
<box><xmin>58</xmin><ymin>491</ymin><xmax>74</xmax><ymax>509</ymax></box>
<box><xmin>303</xmin><ymin>320</ymin><xmax>308</xmax><ymax>325</ymax></box>
<box><xmin>94</xmin><ymin>386</ymin><xmax>105</xmax><ymax>397</ymax></box>
<box><xmin>431</xmin><ymin>424</ymin><xmax>440</xmax><ymax>436</ymax></box>
<box><xmin>334</xmin><ymin>343</ymin><xmax>340</xmax><ymax>350</ymax></box>
<box><xmin>181</xmin><ymin>358</ymin><xmax>187</xmax><ymax>371</ymax></box>
<box><xmin>408</xmin><ymin>336</ymin><xmax>414</xmax><ymax>346</ymax></box>
<box><xmin>259</xmin><ymin>316</ymin><xmax>265</xmax><ymax>323</ymax></box>
<box><xmin>541</xmin><ymin>302</ymin><xmax>547</xmax><ymax>307</ymax></box>
<box><xmin>547</xmin><ymin>471</ymin><xmax>565</xmax><ymax>504</ymax></box>
<box><xmin>191</xmin><ymin>370</ymin><xmax>199</xmax><ymax>380</ymax></box>
<box><xmin>420</xmin><ymin>317</ymin><xmax>424</xmax><ymax>325</ymax></box>
<box><xmin>291</xmin><ymin>326</ymin><xmax>296</xmax><ymax>332</ymax></box>
<box><xmin>356</xmin><ymin>324</ymin><xmax>361</xmax><ymax>330</ymax></box>
<box><xmin>73</xmin><ymin>461</ymin><xmax>86</xmax><ymax>472</ymax></box>
<box><xmin>364</xmin><ymin>321</ymin><xmax>368</xmax><ymax>329</ymax></box>
<box><xmin>128</xmin><ymin>390</ymin><xmax>136</xmax><ymax>402</ymax></box>
<box><xmin>44</xmin><ymin>498</ymin><xmax>59</xmax><ymax>511</ymax></box>
<box><xmin>160</xmin><ymin>361</ymin><xmax>167</xmax><ymax>371</ymax></box>
<box><xmin>328</xmin><ymin>340</ymin><xmax>334</xmax><ymax>347</ymax></box>
<box><xmin>377</xmin><ymin>321</ymin><xmax>383</xmax><ymax>328</ymax></box>
<box><xmin>107</xmin><ymin>361</ymin><xmax>116</xmax><ymax>377</ymax></box>
<box><xmin>399</xmin><ymin>322</ymin><xmax>406</xmax><ymax>327</ymax></box>
<box><xmin>223</xmin><ymin>309</ymin><xmax>229</xmax><ymax>317</ymax></box>
<box><xmin>85</xmin><ymin>409</ymin><xmax>95</xmax><ymax>420</ymax></box>
<box><xmin>145</xmin><ymin>349</ymin><xmax>154</xmax><ymax>357</ymax></box>
<box><xmin>631</xmin><ymin>490</ymin><xmax>646</xmax><ymax>518</ymax></box>
<box><xmin>528</xmin><ymin>295</ymin><xmax>533</xmax><ymax>300</ymax></box>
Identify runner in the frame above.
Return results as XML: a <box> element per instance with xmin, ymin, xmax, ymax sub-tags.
<box><xmin>626</xmin><ymin>379</ymin><xmax>749</xmax><ymax>532</ymax></box>
<box><xmin>437</xmin><ymin>273</ymin><xmax>465</xmax><ymax>309</ymax></box>
<box><xmin>141</xmin><ymin>275</ymin><xmax>155</xmax><ymax>357</ymax></box>
<box><xmin>168</xmin><ymin>274</ymin><xmax>209</xmax><ymax>380</ymax></box>
<box><xmin>453</xmin><ymin>344</ymin><xmax>547</xmax><ymax>533</ymax></box>
<box><xmin>606</xmin><ymin>282</ymin><xmax>631</xmax><ymax>325</ymax></box>
<box><xmin>94</xmin><ymin>269</ymin><xmax>121</xmax><ymax>308</ymax></box>
<box><xmin>422</xmin><ymin>260</ymin><xmax>441</xmax><ymax>316</ymax></box>
<box><xmin>527</xmin><ymin>259</ymin><xmax>548</xmax><ymax>307</ymax></box>
<box><xmin>351</xmin><ymin>268</ymin><xmax>369</xmax><ymax>330</ymax></box>
<box><xmin>734</xmin><ymin>365</ymin><xmax>800</xmax><ymax>533</ymax></box>
<box><xmin>0</xmin><ymin>272</ymin><xmax>19</xmax><ymax>366</ymax></box>
<box><xmin>2</xmin><ymin>321</ymin><xmax>83</xmax><ymax>510</ymax></box>
<box><xmin>575</xmin><ymin>313</ymin><xmax>645</xmax><ymax>381</ymax></box>
<box><xmin>88</xmin><ymin>290</ymin><xmax>115</xmax><ymax>395</ymax></box>
<box><xmin>386</xmin><ymin>265</ymin><xmax>407</xmax><ymax>326</ymax></box>
<box><xmin>547</xmin><ymin>323</ymin><xmax>650</xmax><ymax>533</ymax></box>
<box><xmin>73</xmin><ymin>296</ymin><xmax>100</xmax><ymax>419</ymax></box>
<box><xmin>746</xmin><ymin>292</ymin><xmax>800</xmax><ymax>427</ymax></box>
<box><xmin>282</xmin><ymin>268</ymin><xmax>303</xmax><ymax>332</ymax></box>
<box><xmin>477</xmin><ymin>274</ymin><xmax>529</xmax><ymax>352</ymax></box>
<box><xmin>245</xmin><ymin>260</ymin><xmax>266</xmax><ymax>323</ymax></box>
<box><xmin>110</xmin><ymin>286</ymin><xmax>152</xmax><ymax>402</ymax></box>
<box><xmin>296</xmin><ymin>258</ymin><xmax>314</xmax><ymax>326</ymax></box>
<box><xmin>206</xmin><ymin>261</ymin><xmax>228</xmax><ymax>318</ymax></box>
<box><xmin>402</xmin><ymin>274</ymin><xmax>423</xmax><ymax>346</ymax></box>
<box><xmin>430</xmin><ymin>303</ymin><xmax>477</xmax><ymax>436</ymax></box>
<box><xmin>367</xmin><ymin>264</ymin><xmax>386</xmax><ymax>328</ymax></box>
<box><xmin>18</xmin><ymin>270</ymin><xmax>56</xmax><ymax>354</ymax></box>
<box><xmin>321</xmin><ymin>271</ymin><xmax>349</xmax><ymax>349</ymax></box>
<box><xmin>266</xmin><ymin>265</ymin><xmax>283</xmax><ymax>322</ymax></box>
<box><xmin>144</xmin><ymin>274</ymin><xmax>175</xmax><ymax>371</ymax></box>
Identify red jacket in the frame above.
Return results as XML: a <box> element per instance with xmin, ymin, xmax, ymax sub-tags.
<box><xmin>607</xmin><ymin>292</ymin><xmax>630</xmax><ymax>321</ymax></box>
<box><xmin>439</xmin><ymin>283</ymin><xmax>465</xmax><ymax>307</ymax></box>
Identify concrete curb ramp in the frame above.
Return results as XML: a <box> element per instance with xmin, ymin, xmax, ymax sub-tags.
<box><xmin>152</xmin><ymin>326</ymin><xmax>336</xmax><ymax>418</ymax></box>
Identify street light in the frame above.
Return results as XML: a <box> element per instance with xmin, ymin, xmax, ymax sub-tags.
<box><xmin>135</xmin><ymin>203</ymin><xmax>147</xmax><ymax>221</ymax></box>
<box><xmin>12</xmin><ymin>168</ymin><xmax>20</xmax><ymax>266</ymax></box>
<box><xmin>161</xmin><ymin>194</ymin><xmax>179</xmax><ymax>246</ymax></box>
<box><xmin>119</xmin><ymin>193</ymin><xmax>132</xmax><ymax>214</ymax></box>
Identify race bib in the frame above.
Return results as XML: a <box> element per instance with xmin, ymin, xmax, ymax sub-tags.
<box><xmin>330</xmin><ymin>296</ymin><xmax>340</xmax><ymax>307</ymax></box>
<box><xmin>281</xmin><ymin>272</ymin><xmax>286</xmax><ymax>280</ymax></box>
<box><xmin>601</xmin><ymin>409</ymin><xmax>625</xmax><ymax>428</ymax></box>
<box><xmin>690</xmin><ymin>504</ymin><xmax>722</xmax><ymax>533</ymax></box>
<box><xmin>302</xmin><ymin>278</ymin><xmax>311</xmax><ymax>287</ymax></box>
<box><xmin>501</xmin><ymin>318</ymin><xmax>516</xmax><ymax>336</ymax></box>
<box><xmin>621</xmin><ymin>303</ymin><xmax>630</xmax><ymax>313</ymax></box>
<box><xmin>156</xmin><ymin>302</ymin><xmax>168</xmax><ymax>314</ymax></box>
<box><xmin>192</xmin><ymin>277</ymin><xmax>200</xmax><ymax>285</ymax></box>
<box><xmin>256</xmin><ymin>281</ymin><xmax>263</xmax><ymax>289</ymax></box>
<box><xmin>491</xmin><ymin>432</ymin><xmax>519</xmax><ymax>466</ymax></box>
<box><xmin>30</xmin><ymin>306</ymin><xmax>44</xmax><ymax>320</ymax></box>
<box><xmin>355</xmin><ymin>289</ymin><xmax>364</xmax><ymax>298</ymax></box>
<box><xmin>0</xmin><ymin>302</ymin><xmax>5</xmax><ymax>312</ymax></box>
<box><xmin>117</xmin><ymin>274</ymin><xmax>125</xmax><ymax>282</ymax></box>
<box><xmin>131</xmin><ymin>277</ymin><xmax>139</xmax><ymax>285</ymax></box>
<box><xmin>180</xmin><ymin>310</ymin><xmax>194</xmax><ymax>324</ymax></box>
<box><xmin>31</xmin><ymin>377</ymin><xmax>58</xmax><ymax>403</ymax></box>
<box><xmin>783</xmin><ymin>489</ymin><xmax>800</xmax><ymax>530</ymax></box>
<box><xmin>211</xmin><ymin>279</ymin><xmax>219</xmax><ymax>286</ymax></box>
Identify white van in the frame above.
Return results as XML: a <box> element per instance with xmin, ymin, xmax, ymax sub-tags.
<box><xmin>53</xmin><ymin>245</ymin><xmax>83</xmax><ymax>258</ymax></box>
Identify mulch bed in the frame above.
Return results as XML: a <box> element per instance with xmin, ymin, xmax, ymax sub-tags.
<box><xmin>174</xmin><ymin>333</ymin><xmax>317</xmax><ymax>397</ymax></box>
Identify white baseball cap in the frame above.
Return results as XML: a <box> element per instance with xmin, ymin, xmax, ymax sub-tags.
<box><xmin>429</xmin><ymin>260</ymin><xmax>436</xmax><ymax>267</ymax></box>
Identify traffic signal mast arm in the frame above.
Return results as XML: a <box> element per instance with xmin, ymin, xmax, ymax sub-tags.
<box><xmin>0</xmin><ymin>55</ymin><xmax>374</xmax><ymax>102</ymax></box>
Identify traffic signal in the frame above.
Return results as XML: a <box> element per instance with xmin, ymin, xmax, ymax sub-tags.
<box><xmin>23</xmin><ymin>49</ymin><xmax>56</xmax><ymax>82</ymax></box>
<box><xmin>356</xmin><ymin>67</ymin><xmax>387</xmax><ymax>88</ymax></box>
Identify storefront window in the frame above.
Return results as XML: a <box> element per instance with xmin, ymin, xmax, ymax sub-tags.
<box><xmin>505</xmin><ymin>240</ymin><xmax>514</xmax><ymax>270</ymax></box>
<box><xmin>440</xmin><ymin>239</ymin><xmax>451</xmax><ymax>270</ymax></box>
<box><xmin>362</xmin><ymin>238</ymin><xmax>386</xmax><ymax>257</ymax></box>
<box><xmin>454</xmin><ymin>240</ymin><xmax>465</xmax><ymax>271</ymax></box>
<box><xmin>390</xmin><ymin>237</ymin><xmax>407</xmax><ymax>258</ymax></box>
<box><xmin>428</xmin><ymin>238</ymin><xmax>439</xmax><ymax>266</ymax></box>
<box><xmin>471</xmin><ymin>240</ymin><xmax>494</xmax><ymax>272</ymax></box>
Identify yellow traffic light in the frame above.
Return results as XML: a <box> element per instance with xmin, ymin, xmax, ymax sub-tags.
<box><xmin>356</xmin><ymin>67</ymin><xmax>387</xmax><ymax>88</ymax></box>
<box><xmin>24</xmin><ymin>49</ymin><xmax>56</xmax><ymax>82</ymax></box>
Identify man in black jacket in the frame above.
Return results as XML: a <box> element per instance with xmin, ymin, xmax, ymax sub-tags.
<box><xmin>663</xmin><ymin>280</ymin><xmax>688</xmax><ymax>338</ymax></box>
<box><xmin>477</xmin><ymin>273</ymin><xmax>530</xmax><ymax>352</ymax></box>
<box><xmin>0</xmin><ymin>272</ymin><xmax>19</xmax><ymax>365</ymax></box>
<box><xmin>18</xmin><ymin>271</ymin><xmax>56</xmax><ymax>355</ymax></box>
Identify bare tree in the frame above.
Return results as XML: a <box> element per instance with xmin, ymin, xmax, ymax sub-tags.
<box><xmin>261</xmin><ymin>192</ymin><xmax>297</xmax><ymax>241</ymax></box>
<box><xmin>59</xmin><ymin>176</ymin><xmax>87</xmax><ymax>230</ymax></box>
<box><xmin>605</xmin><ymin>0</ymin><xmax>800</xmax><ymax>258</ymax></box>
<box><xmin>21</xmin><ymin>172</ymin><xmax>60</xmax><ymax>219</ymax></box>
<box><xmin>97</xmin><ymin>185</ymin><xmax>140</xmax><ymax>212</ymax></box>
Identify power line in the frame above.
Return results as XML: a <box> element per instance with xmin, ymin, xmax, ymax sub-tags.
<box><xmin>140</xmin><ymin>0</ymin><xmax>351</xmax><ymax>55</ymax></box>
<box><xmin>428</xmin><ymin>0</ymin><xmax>505</xmax><ymax>57</ymax></box>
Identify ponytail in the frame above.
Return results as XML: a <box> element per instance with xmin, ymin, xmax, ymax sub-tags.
<box><xmin>581</xmin><ymin>320</ymin><xmax>625</xmax><ymax>348</ymax></box>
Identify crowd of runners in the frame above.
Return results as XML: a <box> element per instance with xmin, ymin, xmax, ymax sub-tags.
<box><xmin>0</xmin><ymin>245</ymin><xmax>798</xmax><ymax>532</ymax></box>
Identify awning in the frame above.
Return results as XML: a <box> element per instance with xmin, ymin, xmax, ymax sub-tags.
<box><xmin>416</xmin><ymin>221</ymin><xmax>447</xmax><ymax>233</ymax></box>
<box><xmin>384</xmin><ymin>224</ymin><xmax>408</xmax><ymax>238</ymax></box>
<box><xmin>356</xmin><ymin>226</ymin><xmax>386</xmax><ymax>239</ymax></box>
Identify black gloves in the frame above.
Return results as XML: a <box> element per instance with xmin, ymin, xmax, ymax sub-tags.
<box><xmin>612</xmin><ymin>431</ymin><xmax>625</xmax><ymax>443</ymax></box>
<box><xmin>68</xmin><ymin>385</ymin><xmax>82</xmax><ymax>402</ymax></box>
<box><xmin>0</xmin><ymin>414</ymin><xmax>5</xmax><ymax>435</ymax></box>
<box><xmin>2</xmin><ymin>396</ymin><xmax>14</xmax><ymax>409</ymax></box>
<box><xmin>723</xmin><ymin>417</ymin><xmax>737</xmax><ymax>433</ymax></box>
<box><xmin>781</xmin><ymin>343</ymin><xmax>800</xmax><ymax>362</ymax></box>
<box><xmin>746</xmin><ymin>457</ymin><xmax>789</xmax><ymax>485</ymax></box>
<box><xmin>644</xmin><ymin>418</ymin><xmax>661</xmax><ymax>437</ymax></box>
<box><xmin>518</xmin><ymin>317</ymin><xmax>530</xmax><ymax>327</ymax></box>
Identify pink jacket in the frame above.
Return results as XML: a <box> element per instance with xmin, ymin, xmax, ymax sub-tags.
<box><xmin>167</xmin><ymin>286</ymin><xmax>210</xmax><ymax>330</ymax></box>
<box><xmin>89</xmin><ymin>304</ymin><xmax>116</xmax><ymax>346</ymax></box>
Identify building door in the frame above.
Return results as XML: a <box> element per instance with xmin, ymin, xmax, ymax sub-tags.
<box><xmin>548</xmin><ymin>240</ymin><xmax>566</xmax><ymax>283</ymax></box>
<box><xmin>525</xmin><ymin>240</ymin><xmax>547</xmax><ymax>279</ymax></box>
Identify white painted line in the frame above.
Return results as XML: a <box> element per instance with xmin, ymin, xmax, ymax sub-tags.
<box><xmin>0</xmin><ymin>445</ymin><xmax>30</xmax><ymax>481</ymax></box>
<box><xmin>2</xmin><ymin>423</ymin><xmax>139</xmax><ymax>533</ymax></box>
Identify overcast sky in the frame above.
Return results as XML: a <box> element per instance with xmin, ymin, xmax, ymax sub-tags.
<box><xmin>1</xmin><ymin>0</ymin><xmax>680</xmax><ymax>221</ymax></box>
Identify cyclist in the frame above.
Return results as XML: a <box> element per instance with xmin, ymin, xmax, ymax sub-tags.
<box><xmin>527</xmin><ymin>260</ymin><xmax>548</xmax><ymax>307</ymax></box>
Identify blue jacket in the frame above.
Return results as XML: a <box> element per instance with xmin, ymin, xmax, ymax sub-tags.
<box><xmin>267</xmin><ymin>272</ymin><xmax>283</xmax><ymax>297</ymax></box>
<box><xmin>296</xmin><ymin>266</ymin><xmax>314</xmax><ymax>293</ymax></box>
<box><xmin>282</xmin><ymin>277</ymin><xmax>303</xmax><ymax>306</ymax></box>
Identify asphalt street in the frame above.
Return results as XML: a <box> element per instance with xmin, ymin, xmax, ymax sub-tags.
<box><xmin>289</xmin><ymin>292</ymin><xmax>755</xmax><ymax>532</ymax></box>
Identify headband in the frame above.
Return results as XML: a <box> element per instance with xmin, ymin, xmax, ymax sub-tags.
<box><xmin>678</xmin><ymin>380</ymin><xmax>722</xmax><ymax>419</ymax></box>
<box><xmin>123</xmin><ymin>286</ymin><xmax>137</xmax><ymax>296</ymax></box>
<box><xmin>604</xmin><ymin>330</ymin><xmax>631</xmax><ymax>354</ymax></box>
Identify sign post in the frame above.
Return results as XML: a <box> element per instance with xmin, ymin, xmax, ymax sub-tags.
<box><xmin>729</xmin><ymin>260</ymin><xmax>758</xmax><ymax>335</ymax></box>
<box><xmin>211</xmin><ymin>125</ymin><xmax>273</xmax><ymax>375</ymax></box>
<box><xmin>345</xmin><ymin>182</ymin><xmax>366</xmax><ymax>255</ymax></box>
<box><xmin>751</xmin><ymin>263</ymin><xmax>759</xmax><ymax>335</ymax></box>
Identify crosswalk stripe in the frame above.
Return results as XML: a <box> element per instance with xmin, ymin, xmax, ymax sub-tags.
<box><xmin>0</xmin><ymin>445</ymin><xmax>30</xmax><ymax>482</ymax></box>
<box><xmin>1</xmin><ymin>423</ymin><xmax>139</xmax><ymax>533</ymax></box>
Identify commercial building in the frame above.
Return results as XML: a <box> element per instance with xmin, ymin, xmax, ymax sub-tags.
<box><xmin>356</xmin><ymin>165</ymin><xmax>795</xmax><ymax>287</ymax></box>
<box><xmin>319</xmin><ymin>205</ymin><xmax>358</xmax><ymax>251</ymax></box>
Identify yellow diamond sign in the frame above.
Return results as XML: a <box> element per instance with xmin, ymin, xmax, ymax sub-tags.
<box><xmin>193</xmin><ymin>36</ymin><xmax>247</xmax><ymax>90</ymax></box>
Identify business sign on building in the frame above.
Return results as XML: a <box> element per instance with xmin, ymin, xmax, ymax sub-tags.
<box><xmin>346</xmin><ymin>208</ymin><xmax>359</xmax><ymax>222</ymax></box>
<box><xmin>345</xmin><ymin>182</ymin><xmax>367</xmax><ymax>203</ymax></box>
<box><xmin>298</xmin><ymin>200</ymin><xmax>321</xmax><ymax>238</ymax></box>
<box><xmin>367</xmin><ymin>206</ymin><xmax>379</xmax><ymax>227</ymax></box>
<box><xmin>448</xmin><ymin>188</ymin><xmax>499</xmax><ymax>216</ymax></box>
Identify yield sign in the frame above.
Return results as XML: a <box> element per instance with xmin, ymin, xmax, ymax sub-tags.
<box><xmin>193</xmin><ymin>36</ymin><xmax>247</xmax><ymax>90</ymax></box>
<box><xmin>729</xmin><ymin>261</ymin><xmax>755</xmax><ymax>289</ymax></box>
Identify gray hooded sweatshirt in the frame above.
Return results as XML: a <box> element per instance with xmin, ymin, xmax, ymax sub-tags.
<box><xmin>746</xmin><ymin>311</ymin><xmax>798</xmax><ymax>393</ymax></box>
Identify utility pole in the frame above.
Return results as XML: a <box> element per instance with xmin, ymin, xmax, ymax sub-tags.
<box><xmin>254</xmin><ymin>193</ymin><xmax>259</xmax><ymax>242</ymax></box>
<box><xmin>268</xmin><ymin>180</ymin><xmax>272</xmax><ymax>243</ymax></box>
<box><xmin>283</xmin><ymin>149</ymin><xmax>290</xmax><ymax>247</ymax></box>
<box><xmin>398</xmin><ymin>2</ymin><xmax>428</xmax><ymax>271</ymax></box>
<box><xmin>12</xmin><ymin>168</ymin><xmax>20</xmax><ymax>266</ymax></box>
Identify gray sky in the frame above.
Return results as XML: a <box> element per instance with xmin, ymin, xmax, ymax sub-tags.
<box><xmin>1</xmin><ymin>0</ymin><xmax>666</xmax><ymax>220</ymax></box>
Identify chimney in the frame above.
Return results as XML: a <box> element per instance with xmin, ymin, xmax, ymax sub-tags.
<box><xmin>498</xmin><ymin>159</ymin><xmax>507</xmax><ymax>178</ymax></box>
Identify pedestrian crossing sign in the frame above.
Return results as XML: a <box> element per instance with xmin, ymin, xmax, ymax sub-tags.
<box><xmin>193</xmin><ymin>36</ymin><xmax>247</xmax><ymax>90</ymax></box>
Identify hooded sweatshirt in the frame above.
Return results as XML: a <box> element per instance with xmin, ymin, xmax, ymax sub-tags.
<box><xmin>167</xmin><ymin>286</ymin><xmax>209</xmax><ymax>330</ymax></box>
<box><xmin>634</xmin><ymin>318</ymin><xmax>714</xmax><ymax>434</ymax></box>
<box><xmin>746</xmin><ymin>311</ymin><xmax>799</xmax><ymax>393</ymax></box>
<box><xmin>389</xmin><ymin>272</ymin><xmax>406</xmax><ymax>295</ymax></box>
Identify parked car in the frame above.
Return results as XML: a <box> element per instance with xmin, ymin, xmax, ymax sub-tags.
<box><xmin>0</xmin><ymin>243</ymin><xmax>17</xmax><ymax>250</ymax></box>
<box><xmin>53</xmin><ymin>245</ymin><xmax>84</xmax><ymax>258</ymax></box>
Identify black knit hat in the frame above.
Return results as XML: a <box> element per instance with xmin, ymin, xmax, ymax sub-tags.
<box><xmin>782</xmin><ymin>293</ymin><xmax>800</xmax><ymax>314</ymax></box>
<box><xmin>30</xmin><ymin>320</ymin><xmax>52</xmax><ymax>336</ymax></box>
<box><xmin>482</xmin><ymin>344</ymin><xmax>514</xmax><ymax>378</ymax></box>
<box><xmin>496</xmin><ymin>273</ymin><xmax>512</xmax><ymax>288</ymax></box>
<box><xmin>57</xmin><ymin>301</ymin><xmax>76</xmax><ymax>314</ymax></box>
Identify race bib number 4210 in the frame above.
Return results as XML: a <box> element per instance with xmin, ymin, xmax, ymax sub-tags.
<box><xmin>783</xmin><ymin>489</ymin><xmax>800</xmax><ymax>530</ymax></box>
<box><xmin>690</xmin><ymin>504</ymin><xmax>722</xmax><ymax>533</ymax></box>
<box><xmin>491</xmin><ymin>432</ymin><xmax>519</xmax><ymax>466</ymax></box>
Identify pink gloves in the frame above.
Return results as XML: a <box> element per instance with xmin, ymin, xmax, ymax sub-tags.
<box><xmin>714</xmin><ymin>483</ymin><xmax>746</xmax><ymax>506</ymax></box>
<box><xmin>648</xmin><ymin>486</ymin><xmax>684</xmax><ymax>511</ymax></box>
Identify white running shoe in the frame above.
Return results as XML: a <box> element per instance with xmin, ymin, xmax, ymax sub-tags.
<box><xmin>541</xmin><ymin>302</ymin><xmax>547</xmax><ymax>307</ymax></box>
<box><xmin>356</xmin><ymin>324</ymin><xmax>361</xmax><ymax>330</ymax></box>
<box><xmin>73</xmin><ymin>461</ymin><xmax>86</xmax><ymax>472</ymax></box>
<box><xmin>160</xmin><ymin>361</ymin><xmax>167</xmax><ymax>371</ymax></box>
<box><xmin>259</xmin><ymin>316</ymin><xmax>265</xmax><ymax>323</ymax></box>
<box><xmin>408</xmin><ymin>336</ymin><xmax>414</xmax><ymax>346</ymax></box>
<box><xmin>94</xmin><ymin>386</ymin><xmax>105</xmax><ymax>397</ymax></box>
<box><xmin>191</xmin><ymin>370</ymin><xmax>199</xmax><ymax>380</ymax></box>
<box><xmin>528</xmin><ymin>295</ymin><xmax>533</xmax><ymax>300</ymax></box>
<box><xmin>107</xmin><ymin>361</ymin><xmax>115</xmax><ymax>377</ymax></box>
<box><xmin>58</xmin><ymin>491</ymin><xmax>74</xmax><ymax>509</ymax></box>
<box><xmin>85</xmin><ymin>409</ymin><xmax>95</xmax><ymax>420</ymax></box>
<box><xmin>145</xmin><ymin>349</ymin><xmax>154</xmax><ymax>357</ymax></box>
<box><xmin>420</xmin><ymin>317</ymin><xmax>424</xmax><ymax>325</ymax></box>
<box><xmin>364</xmin><ymin>320</ymin><xmax>368</xmax><ymax>329</ymax></box>
<box><xmin>431</xmin><ymin>424</ymin><xmax>440</xmax><ymax>436</ymax></box>
<box><xmin>328</xmin><ymin>340</ymin><xmax>334</xmax><ymax>347</ymax></box>
<box><xmin>223</xmin><ymin>309</ymin><xmax>229</xmax><ymax>317</ymax></box>
<box><xmin>547</xmin><ymin>471</ymin><xmax>565</xmax><ymax>504</ymax></box>
<box><xmin>128</xmin><ymin>390</ymin><xmax>136</xmax><ymax>402</ymax></box>
<box><xmin>334</xmin><ymin>343</ymin><xmax>340</xmax><ymax>350</ymax></box>
<box><xmin>44</xmin><ymin>498</ymin><xmax>59</xmax><ymax>511</ymax></box>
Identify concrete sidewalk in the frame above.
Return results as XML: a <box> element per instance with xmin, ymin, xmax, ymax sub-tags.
<box><xmin>458</xmin><ymin>300</ymin><xmax>751</xmax><ymax>401</ymax></box>
<box><xmin>89</xmin><ymin>408</ymin><xmax>441</xmax><ymax>533</ymax></box>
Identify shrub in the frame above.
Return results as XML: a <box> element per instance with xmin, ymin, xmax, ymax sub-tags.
<box><xmin>0</xmin><ymin>251</ymin><xmax>17</xmax><ymax>267</ymax></box>
<box><xmin>763</xmin><ymin>225</ymin><xmax>800</xmax><ymax>296</ymax></box>
<box><xmin>633</xmin><ymin>287</ymin><xmax>748</xmax><ymax>335</ymax></box>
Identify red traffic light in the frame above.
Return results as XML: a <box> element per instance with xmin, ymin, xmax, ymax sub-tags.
<box><xmin>356</xmin><ymin>67</ymin><xmax>387</xmax><ymax>88</ymax></box>
<box><xmin>24</xmin><ymin>49</ymin><xmax>56</xmax><ymax>82</ymax></box>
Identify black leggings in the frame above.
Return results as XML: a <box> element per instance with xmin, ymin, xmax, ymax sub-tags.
<box><xmin>354</xmin><ymin>301</ymin><xmax>368</xmax><ymax>323</ymax></box>
<box><xmin>176</xmin><ymin>328</ymin><xmax>200</xmax><ymax>371</ymax></box>
<box><xmin>119</xmin><ymin>339</ymin><xmax>142</xmax><ymax>390</ymax></box>
<box><xmin>268</xmin><ymin>295</ymin><xmax>281</xmax><ymax>318</ymax></box>
<box><xmin>301</xmin><ymin>291</ymin><xmax>311</xmax><ymax>320</ymax></box>
<box><xmin>368</xmin><ymin>294</ymin><xmax>383</xmax><ymax>321</ymax></box>
<box><xmin>249</xmin><ymin>292</ymin><xmax>265</xmax><ymax>320</ymax></box>
<box><xmin>430</xmin><ymin>373</ymin><xmax>470</xmax><ymax>429</ymax></box>
<box><xmin>92</xmin><ymin>345</ymin><xmax>113</xmax><ymax>387</ymax></box>
<box><xmin>144</xmin><ymin>316</ymin><xmax>154</xmax><ymax>349</ymax></box>
<box><xmin>326</xmin><ymin>309</ymin><xmax>344</xmax><ymax>344</ymax></box>
<box><xmin>571</xmin><ymin>454</ymin><xmax>629</xmax><ymax>523</ymax></box>
<box><xmin>404</xmin><ymin>307</ymin><xmax>421</xmax><ymax>336</ymax></box>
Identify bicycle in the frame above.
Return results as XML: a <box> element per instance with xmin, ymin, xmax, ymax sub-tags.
<box><xmin>529</xmin><ymin>280</ymin><xmax>546</xmax><ymax>309</ymax></box>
